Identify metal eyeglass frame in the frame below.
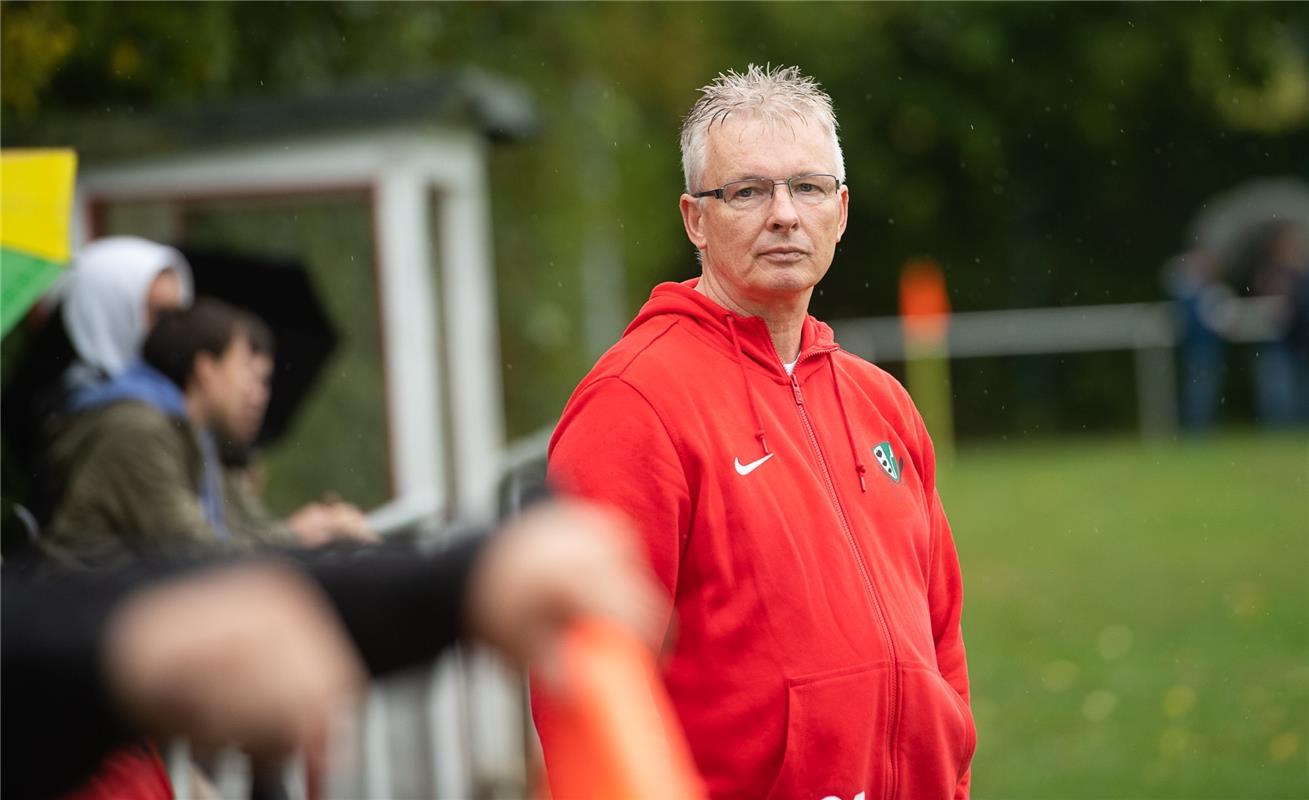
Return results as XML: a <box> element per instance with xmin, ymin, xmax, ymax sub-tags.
<box><xmin>690</xmin><ymin>173</ymin><xmax>842</xmax><ymax>204</ymax></box>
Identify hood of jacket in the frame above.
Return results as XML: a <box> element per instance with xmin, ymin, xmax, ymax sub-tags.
<box><xmin>67</xmin><ymin>360</ymin><xmax>186</xmax><ymax>418</ymax></box>
<box><xmin>625</xmin><ymin>278</ymin><xmax>838</xmax><ymax>380</ymax></box>
<box><xmin>623</xmin><ymin>278</ymin><xmax>871</xmax><ymax>486</ymax></box>
<box><xmin>61</xmin><ymin>236</ymin><xmax>194</xmax><ymax>380</ymax></box>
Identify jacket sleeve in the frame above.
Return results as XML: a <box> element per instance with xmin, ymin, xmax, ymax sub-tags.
<box><xmin>221</xmin><ymin>466</ymin><xmax>299</xmax><ymax>549</ymax></box>
<box><xmin>50</xmin><ymin>413</ymin><xmax>216</xmax><ymax>566</ymax></box>
<box><xmin>546</xmin><ymin>376</ymin><xmax>690</xmax><ymax>606</ymax></box>
<box><xmin>915</xmin><ymin>410</ymin><xmax>972</xmax><ymax>800</ymax></box>
<box><xmin>532</xmin><ymin>376</ymin><xmax>689</xmax><ymax>790</ymax></box>
<box><xmin>0</xmin><ymin>563</ymin><xmax>140</xmax><ymax>799</ymax></box>
<box><xmin>0</xmin><ymin>534</ymin><xmax>489</xmax><ymax>799</ymax></box>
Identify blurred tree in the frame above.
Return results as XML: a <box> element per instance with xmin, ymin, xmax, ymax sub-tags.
<box><xmin>4</xmin><ymin>1</ymin><xmax>1306</xmax><ymax>439</ymax></box>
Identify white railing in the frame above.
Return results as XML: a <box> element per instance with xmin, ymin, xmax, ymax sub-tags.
<box><xmin>832</xmin><ymin>297</ymin><xmax>1282</xmax><ymax>438</ymax></box>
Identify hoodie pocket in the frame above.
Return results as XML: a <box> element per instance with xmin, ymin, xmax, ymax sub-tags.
<box><xmin>764</xmin><ymin>662</ymin><xmax>891</xmax><ymax>800</ymax></box>
<box><xmin>895</xmin><ymin>664</ymin><xmax>976</xmax><ymax>795</ymax></box>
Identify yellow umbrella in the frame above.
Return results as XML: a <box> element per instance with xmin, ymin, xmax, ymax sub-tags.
<box><xmin>0</xmin><ymin>149</ymin><xmax>77</xmax><ymax>336</ymax></box>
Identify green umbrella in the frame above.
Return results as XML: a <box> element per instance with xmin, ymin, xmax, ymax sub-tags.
<box><xmin>0</xmin><ymin>149</ymin><xmax>77</xmax><ymax>337</ymax></box>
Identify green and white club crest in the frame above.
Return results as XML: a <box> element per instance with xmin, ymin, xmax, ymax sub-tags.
<box><xmin>871</xmin><ymin>441</ymin><xmax>902</xmax><ymax>484</ymax></box>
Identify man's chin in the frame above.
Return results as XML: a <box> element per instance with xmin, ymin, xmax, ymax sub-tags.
<box><xmin>755</xmin><ymin>265</ymin><xmax>822</xmax><ymax>295</ymax></box>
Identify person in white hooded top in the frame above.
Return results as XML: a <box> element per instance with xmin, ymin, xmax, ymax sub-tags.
<box><xmin>60</xmin><ymin>235</ymin><xmax>194</xmax><ymax>398</ymax></box>
<box><xmin>0</xmin><ymin>237</ymin><xmax>193</xmax><ymax>533</ymax></box>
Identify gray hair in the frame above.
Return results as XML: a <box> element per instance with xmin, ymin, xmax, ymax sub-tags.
<box><xmin>679</xmin><ymin>64</ymin><xmax>845</xmax><ymax>193</ymax></box>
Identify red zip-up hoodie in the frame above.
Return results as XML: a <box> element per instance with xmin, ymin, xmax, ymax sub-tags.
<box><xmin>536</xmin><ymin>280</ymin><xmax>974</xmax><ymax>800</ymax></box>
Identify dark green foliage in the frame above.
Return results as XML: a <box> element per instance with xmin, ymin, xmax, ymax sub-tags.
<box><xmin>4</xmin><ymin>2</ymin><xmax>1306</xmax><ymax>438</ymax></box>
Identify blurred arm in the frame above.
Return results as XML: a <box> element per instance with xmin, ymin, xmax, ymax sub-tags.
<box><xmin>0</xmin><ymin>563</ymin><xmax>142</xmax><ymax>799</ymax></box>
<box><xmin>2</xmin><ymin>499</ymin><xmax>663</xmax><ymax>798</ymax></box>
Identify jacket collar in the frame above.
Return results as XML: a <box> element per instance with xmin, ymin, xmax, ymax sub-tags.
<box><xmin>626</xmin><ymin>278</ymin><xmax>839</xmax><ymax>378</ymax></box>
<box><xmin>67</xmin><ymin>360</ymin><xmax>187</xmax><ymax>418</ymax></box>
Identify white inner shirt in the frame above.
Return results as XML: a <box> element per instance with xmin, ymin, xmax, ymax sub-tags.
<box><xmin>783</xmin><ymin>359</ymin><xmax>797</xmax><ymax>375</ymax></box>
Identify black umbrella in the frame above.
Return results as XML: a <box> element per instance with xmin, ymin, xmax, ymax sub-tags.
<box><xmin>180</xmin><ymin>246</ymin><xmax>338</xmax><ymax>448</ymax></box>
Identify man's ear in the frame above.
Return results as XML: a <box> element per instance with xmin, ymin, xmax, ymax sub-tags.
<box><xmin>836</xmin><ymin>183</ymin><xmax>850</xmax><ymax>242</ymax></box>
<box><xmin>679</xmin><ymin>194</ymin><xmax>708</xmax><ymax>253</ymax></box>
<box><xmin>191</xmin><ymin>352</ymin><xmax>217</xmax><ymax>391</ymax></box>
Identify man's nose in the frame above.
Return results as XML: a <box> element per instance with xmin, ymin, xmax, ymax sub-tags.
<box><xmin>765</xmin><ymin>185</ymin><xmax>801</xmax><ymax>231</ymax></box>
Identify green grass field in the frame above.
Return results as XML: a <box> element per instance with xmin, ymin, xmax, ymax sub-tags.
<box><xmin>942</xmin><ymin>430</ymin><xmax>1309</xmax><ymax>799</ymax></box>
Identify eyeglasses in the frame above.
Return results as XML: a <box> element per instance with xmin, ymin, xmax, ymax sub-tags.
<box><xmin>691</xmin><ymin>174</ymin><xmax>841</xmax><ymax>211</ymax></box>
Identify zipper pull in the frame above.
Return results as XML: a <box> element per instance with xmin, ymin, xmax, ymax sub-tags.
<box><xmin>790</xmin><ymin>373</ymin><xmax>805</xmax><ymax>405</ymax></box>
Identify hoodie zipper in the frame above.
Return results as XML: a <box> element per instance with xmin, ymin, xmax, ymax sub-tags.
<box><xmin>788</xmin><ymin>361</ymin><xmax>902</xmax><ymax>800</ymax></box>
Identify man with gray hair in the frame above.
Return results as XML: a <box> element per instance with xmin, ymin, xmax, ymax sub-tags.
<box><xmin>535</xmin><ymin>65</ymin><xmax>973</xmax><ymax>799</ymax></box>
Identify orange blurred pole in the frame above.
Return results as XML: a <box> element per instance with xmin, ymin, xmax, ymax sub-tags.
<box><xmin>536</xmin><ymin>621</ymin><xmax>705</xmax><ymax>800</ymax></box>
<box><xmin>900</xmin><ymin>258</ymin><xmax>955</xmax><ymax>469</ymax></box>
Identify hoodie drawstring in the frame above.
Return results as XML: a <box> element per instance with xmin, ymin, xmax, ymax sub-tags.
<box><xmin>725</xmin><ymin>315</ymin><xmax>771</xmax><ymax>457</ymax></box>
<box><xmin>829</xmin><ymin>358</ymin><xmax>868</xmax><ymax>492</ymax></box>
<box><xmin>725</xmin><ymin>314</ymin><xmax>863</xmax><ymax>492</ymax></box>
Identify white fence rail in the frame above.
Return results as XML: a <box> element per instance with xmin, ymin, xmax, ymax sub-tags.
<box><xmin>832</xmin><ymin>297</ymin><xmax>1282</xmax><ymax>438</ymax></box>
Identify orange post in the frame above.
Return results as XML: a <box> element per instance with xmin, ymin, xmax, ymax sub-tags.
<box><xmin>536</xmin><ymin>621</ymin><xmax>705</xmax><ymax>800</ymax></box>
<box><xmin>899</xmin><ymin>258</ymin><xmax>955</xmax><ymax>469</ymax></box>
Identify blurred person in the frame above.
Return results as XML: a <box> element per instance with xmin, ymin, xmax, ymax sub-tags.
<box><xmin>217</xmin><ymin>321</ymin><xmax>376</xmax><ymax>548</ymax></box>
<box><xmin>199</xmin><ymin>322</ymin><xmax>372</xmax><ymax>800</ymax></box>
<box><xmin>3</xmin><ymin>499</ymin><xmax>666</xmax><ymax>799</ymax></box>
<box><xmin>1</xmin><ymin>236</ymin><xmax>193</xmax><ymax>530</ymax></box>
<box><xmin>61</xmin><ymin>236</ymin><xmax>194</xmax><ymax>396</ymax></box>
<box><xmin>42</xmin><ymin>300</ymin><xmax>292</xmax><ymax>568</ymax></box>
<box><xmin>534</xmin><ymin>65</ymin><xmax>973</xmax><ymax>799</ymax></box>
<box><xmin>1284</xmin><ymin>230</ymin><xmax>1309</xmax><ymax>419</ymax></box>
<box><xmin>1164</xmin><ymin>247</ymin><xmax>1234</xmax><ymax>431</ymax></box>
<box><xmin>1250</xmin><ymin>222</ymin><xmax>1309</xmax><ymax>425</ymax></box>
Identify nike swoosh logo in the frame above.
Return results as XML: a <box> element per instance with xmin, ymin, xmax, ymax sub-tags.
<box><xmin>734</xmin><ymin>453</ymin><xmax>775</xmax><ymax>476</ymax></box>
